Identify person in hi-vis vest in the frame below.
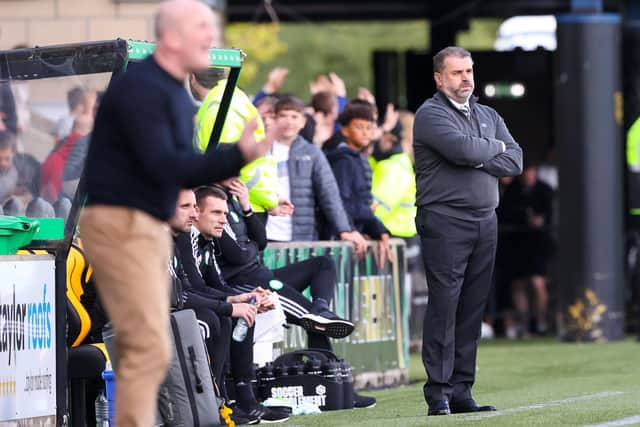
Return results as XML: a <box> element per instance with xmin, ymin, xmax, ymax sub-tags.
<box><xmin>370</xmin><ymin>132</ymin><xmax>417</xmax><ymax>239</ymax></box>
<box><xmin>191</xmin><ymin>69</ymin><xmax>290</xmax><ymax>218</ymax></box>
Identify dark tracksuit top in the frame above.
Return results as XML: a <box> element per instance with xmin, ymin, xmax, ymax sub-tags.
<box><xmin>173</xmin><ymin>232</ymin><xmax>235</xmax><ymax>317</ymax></box>
<box><xmin>213</xmin><ymin>191</ymin><xmax>318</xmax><ymax>322</ymax></box>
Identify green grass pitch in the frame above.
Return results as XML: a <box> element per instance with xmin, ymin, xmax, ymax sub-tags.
<box><xmin>277</xmin><ymin>338</ymin><xmax>640</xmax><ymax>427</ymax></box>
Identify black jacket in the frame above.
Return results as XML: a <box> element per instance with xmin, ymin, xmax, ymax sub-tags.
<box><xmin>173</xmin><ymin>232</ymin><xmax>234</xmax><ymax>317</ymax></box>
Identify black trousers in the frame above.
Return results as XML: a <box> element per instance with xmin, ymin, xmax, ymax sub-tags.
<box><xmin>273</xmin><ymin>256</ymin><xmax>336</xmax><ymax>302</ymax></box>
<box><xmin>415</xmin><ymin>208</ymin><xmax>497</xmax><ymax>405</ymax></box>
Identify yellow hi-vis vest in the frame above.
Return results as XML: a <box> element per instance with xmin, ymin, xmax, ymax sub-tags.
<box><xmin>371</xmin><ymin>153</ymin><xmax>417</xmax><ymax>237</ymax></box>
<box><xmin>195</xmin><ymin>79</ymin><xmax>278</xmax><ymax>212</ymax></box>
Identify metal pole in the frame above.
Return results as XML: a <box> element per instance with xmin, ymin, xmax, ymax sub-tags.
<box><xmin>555</xmin><ymin>12</ymin><xmax>625</xmax><ymax>341</ymax></box>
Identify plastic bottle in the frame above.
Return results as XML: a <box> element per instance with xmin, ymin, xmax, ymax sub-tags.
<box><xmin>95</xmin><ymin>389</ymin><xmax>110</xmax><ymax>427</ymax></box>
<box><xmin>274</xmin><ymin>364</ymin><xmax>289</xmax><ymax>378</ymax></box>
<box><xmin>251</xmin><ymin>364</ymin><xmax>260</xmax><ymax>398</ymax></box>
<box><xmin>288</xmin><ymin>362</ymin><xmax>305</xmax><ymax>376</ymax></box>
<box><xmin>304</xmin><ymin>358</ymin><xmax>322</xmax><ymax>376</ymax></box>
<box><xmin>322</xmin><ymin>360</ymin><xmax>344</xmax><ymax>410</ymax></box>
<box><xmin>340</xmin><ymin>360</ymin><xmax>354</xmax><ymax>410</ymax></box>
<box><xmin>232</xmin><ymin>297</ymin><xmax>256</xmax><ymax>342</ymax></box>
<box><xmin>257</xmin><ymin>363</ymin><xmax>275</xmax><ymax>400</ymax></box>
<box><xmin>101</xmin><ymin>360</ymin><xmax>116</xmax><ymax>426</ymax></box>
<box><xmin>322</xmin><ymin>360</ymin><xmax>342</xmax><ymax>384</ymax></box>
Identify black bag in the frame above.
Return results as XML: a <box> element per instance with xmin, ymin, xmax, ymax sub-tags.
<box><xmin>257</xmin><ymin>348</ymin><xmax>354</xmax><ymax>411</ymax></box>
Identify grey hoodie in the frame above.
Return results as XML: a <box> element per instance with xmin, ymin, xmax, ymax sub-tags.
<box><xmin>413</xmin><ymin>91</ymin><xmax>523</xmax><ymax>221</ymax></box>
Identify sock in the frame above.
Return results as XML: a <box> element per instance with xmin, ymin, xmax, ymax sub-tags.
<box><xmin>235</xmin><ymin>381</ymin><xmax>258</xmax><ymax>410</ymax></box>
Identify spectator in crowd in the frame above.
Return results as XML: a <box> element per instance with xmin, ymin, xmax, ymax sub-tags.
<box><xmin>265</xmin><ymin>95</ymin><xmax>367</xmax><ymax>254</ymax></box>
<box><xmin>253</xmin><ymin>68</ymin><xmax>348</xmax><ymax>149</ymax></box>
<box><xmin>191</xmin><ymin>68</ymin><xmax>283</xmax><ymax>219</ymax></box>
<box><xmin>170</xmin><ymin>188</ymin><xmax>289</xmax><ymax>424</ymax></box>
<box><xmin>54</xmin><ymin>87</ymin><xmax>96</xmax><ymax>142</ymax></box>
<box><xmin>0</xmin><ymin>130</ymin><xmax>39</xmax><ymax>212</ymax></box>
<box><xmin>309</xmin><ymin>72</ymin><xmax>348</xmax><ymax>117</ymax></box>
<box><xmin>327</xmin><ymin>101</ymin><xmax>392</xmax><ymax>268</ymax></box>
<box><xmin>53</xmin><ymin>196</ymin><xmax>72</xmax><ymax>221</ymax></box>
<box><xmin>537</xmin><ymin>146</ymin><xmax>558</xmax><ymax>191</ymax></box>
<box><xmin>9</xmin><ymin>44</ymin><xmax>31</xmax><ymax>148</ymax></box>
<box><xmin>26</xmin><ymin>197</ymin><xmax>55</xmax><ymax>218</ymax></box>
<box><xmin>499</xmin><ymin>163</ymin><xmax>554</xmax><ymax>337</ymax></box>
<box><xmin>310</xmin><ymin>91</ymin><xmax>338</xmax><ymax>147</ymax></box>
<box><xmin>3</xmin><ymin>197</ymin><xmax>24</xmax><ymax>216</ymax></box>
<box><xmin>60</xmin><ymin>92</ymin><xmax>103</xmax><ymax>200</ymax></box>
<box><xmin>370</xmin><ymin>130</ymin><xmax>417</xmax><ymax>240</ymax></box>
<box><xmin>486</xmin><ymin>176</ymin><xmax>517</xmax><ymax>336</ymax></box>
<box><xmin>13</xmin><ymin>152</ymin><xmax>40</xmax><ymax>205</ymax></box>
<box><xmin>0</xmin><ymin>80</ymin><xmax>17</xmax><ymax>136</ymax></box>
<box><xmin>355</xmin><ymin>87</ymin><xmax>402</xmax><ymax>149</ymax></box>
<box><xmin>255</xmin><ymin>96</ymin><xmax>278</xmax><ymax>133</ymax></box>
<box><xmin>398</xmin><ymin>110</ymin><xmax>416</xmax><ymax>162</ymax></box>
<box><xmin>252</xmin><ymin>66</ymin><xmax>289</xmax><ymax>107</ymax></box>
<box><xmin>41</xmin><ymin>114</ymin><xmax>93</xmax><ymax>203</ymax></box>
<box><xmin>0</xmin><ymin>131</ymin><xmax>18</xmax><ymax>202</ymax></box>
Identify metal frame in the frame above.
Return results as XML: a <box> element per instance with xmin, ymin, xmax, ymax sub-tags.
<box><xmin>0</xmin><ymin>39</ymin><xmax>244</xmax><ymax>425</ymax></box>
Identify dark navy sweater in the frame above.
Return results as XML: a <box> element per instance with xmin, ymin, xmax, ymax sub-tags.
<box><xmin>85</xmin><ymin>56</ymin><xmax>244</xmax><ymax>220</ymax></box>
<box><xmin>327</xmin><ymin>143</ymin><xmax>388</xmax><ymax>239</ymax></box>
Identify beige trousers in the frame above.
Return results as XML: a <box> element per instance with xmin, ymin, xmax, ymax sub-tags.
<box><xmin>80</xmin><ymin>206</ymin><xmax>172</xmax><ymax>427</ymax></box>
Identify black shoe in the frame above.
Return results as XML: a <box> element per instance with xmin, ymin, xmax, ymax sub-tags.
<box><xmin>244</xmin><ymin>404</ymin><xmax>290</xmax><ymax>424</ymax></box>
<box><xmin>228</xmin><ymin>402</ymin><xmax>260</xmax><ymax>425</ymax></box>
<box><xmin>300</xmin><ymin>298</ymin><xmax>355</xmax><ymax>338</ymax></box>
<box><xmin>353</xmin><ymin>391</ymin><xmax>376</xmax><ymax>408</ymax></box>
<box><xmin>450</xmin><ymin>399</ymin><xmax>496</xmax><ymax>414</ymax></box>
<box><xmin>427</xmin><ymin>399</ymin><xmax>451</xmax><ymax>416</ymax></box>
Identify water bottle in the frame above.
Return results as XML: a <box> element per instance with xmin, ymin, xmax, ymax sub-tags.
<box><xmin>288</xmin><ymin>363</ymin><xmax>305</xmax><ymax>376</ymax></box>
<box><xmin>322</xmin><ymin>360</ymin><xmax>343</xmax><ymax>410</ymax></box>
<box><xmin>251</xmin><ymin>364</ymin><xmax>260</xmax><ymax>398</ymax></box>
<box><xmin>101</xmin><ymin>360</ymin><xmax>116</xmax><ymax>425</ymax></box>
<box><xmin>274</xmin><ymin>364</ymin><xmax>289</xmax><ymax>378</ymax></box>
<box><xmin>232</xmin><ymin>297</ymin><xmax>256</xmax><ymax>342</ymax></box>
<box><xmin>322</xmin><ymin>360</ymin><xmax>342</xmax><ymax>385</ymax></box>
<box><xmin>257</xmin><ymin>363</ymin><xmax>275</xmax><ymax>400</ymax></box>
<box><xmin>340</xmin><ymin>360</ymin><xmax>354</xmax><ymax>410</ymax></box>
<box><xmin>95</xmin><ymin>389</ymin><xmax>110</xmax><ymax>426</ymax></box>
<box><xmin>304</xmin><ymin>358</ymin><xmax>322</xmax><ymax>376</ymax></box>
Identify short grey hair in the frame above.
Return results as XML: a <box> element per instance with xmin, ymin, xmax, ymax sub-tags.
<box><xmin>433</xmin><ymin>46</ymin><xmax>472</xmax><ymax>73</ymax></box>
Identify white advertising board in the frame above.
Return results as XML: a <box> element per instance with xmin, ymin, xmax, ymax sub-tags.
<box><xmin>0</xmin><ymin>257</ymin><xmax>56</xmax><ymax>422</ymax></box>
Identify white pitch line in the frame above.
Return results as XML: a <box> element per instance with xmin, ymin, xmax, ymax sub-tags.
<box><xmin>464</xmin><ymin>391</ymin><xmax>625</xmax><ymax>421</ymax></box>
<box><xmin>582</xmin><ymin>415</ymin><xmax>640</xmax><ymax>427</ymax></box>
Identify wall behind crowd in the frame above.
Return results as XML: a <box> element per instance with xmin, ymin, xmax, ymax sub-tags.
<box><xmin>0</xmin><ymin>0</ymin><xmax>224</xmax><ymax>49</ymax></box>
